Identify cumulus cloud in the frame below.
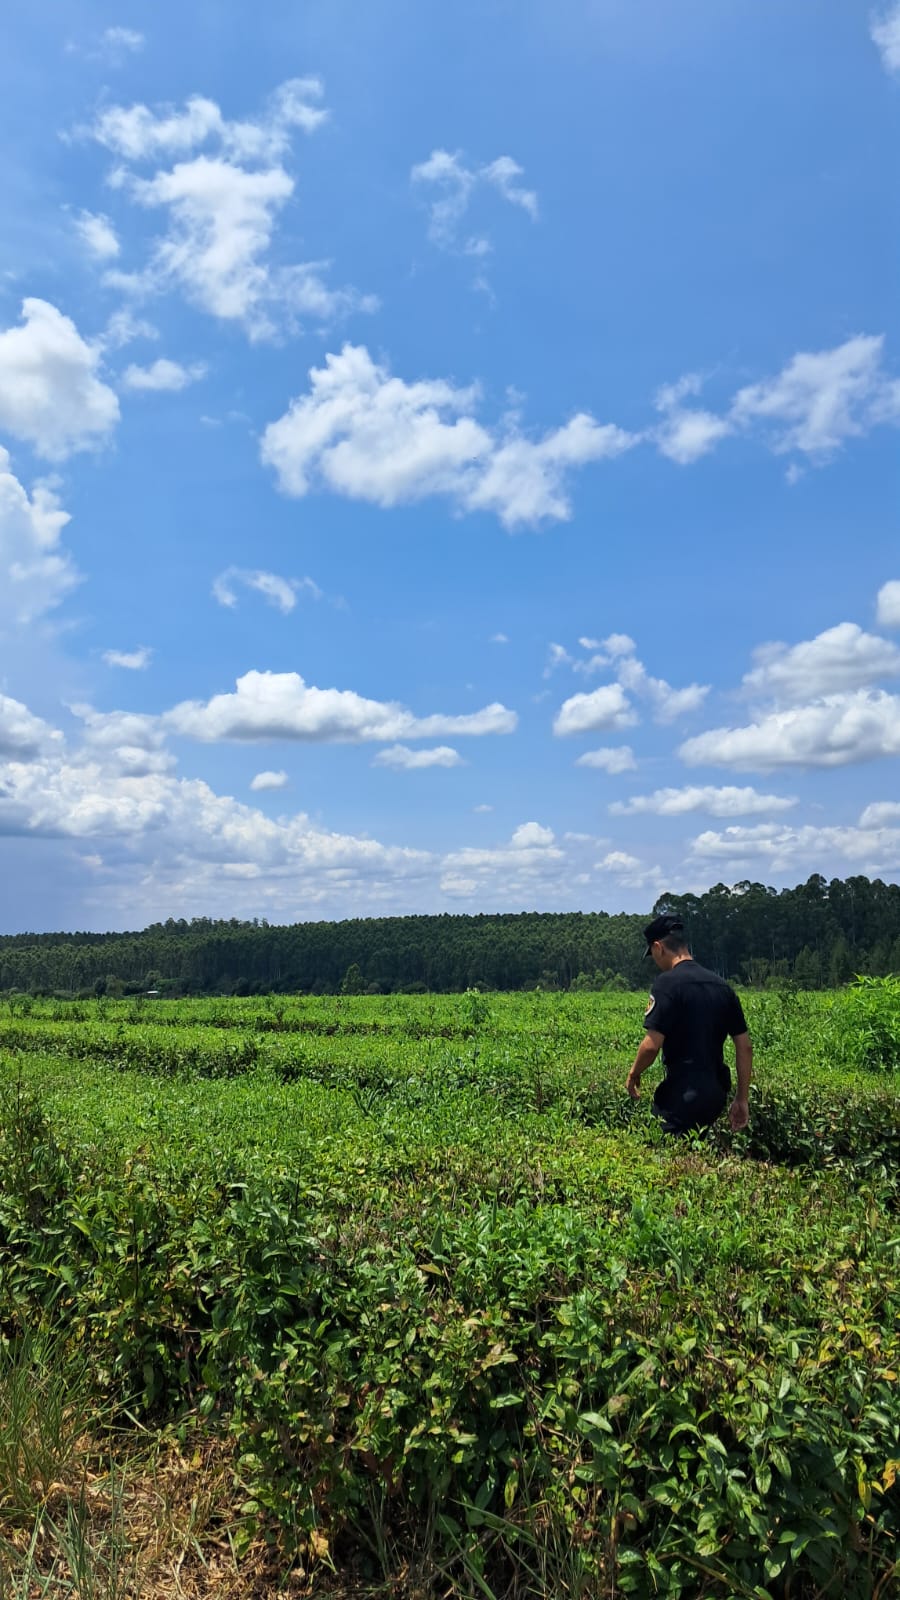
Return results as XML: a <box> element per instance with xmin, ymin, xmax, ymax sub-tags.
<box><xmin>411</xmin><ymin>148</ymin><xmax>537</xmax><ymax>253</ymax></box>
<box><xmin>0</xmin><ymin>299</ymin><xmax>120</xmax><ymax>460</ymax></box>
<box><xmin>876</xmin><ymin>580</ymin><xmax>900</xmax><ymax>630</ymax></box>
<box><xmin>550</xmin><ymin>635</ymin><xmax>707</xmax><ymax>725</ymax></box>
<box><xmin>615</xmin><ymin>650</ymin><xmax>709</xmax><ymax>722</ymax></box>
<box><xmin>575</xmin><ymin>746</ymin><xmax>637</xmax><ymax>773</ymax></box>
<box><xmin>595</xmin><ymin>850</ymin><xmax>664</xmax><ymax>892</ymax></box>
<box><xmin>649</xmin><ymin>336</ymin><xmax>900</xmax><ymax>471</ymax></box>
<box><xmin>553</xmin><ymin>682</ymin><xmax>637</xmax><ymax>736</ymax></box>
<box><xmin>689</xmin><ymin>820</ymin><xmax>900</xmax><ymax>876</ymax></box>
<box><xmin>871</xmin><ymin>3</ymin><xmax>900</xmax><ymax>73</ymax></box>
<box><xmin>250</xmin><ymin>769</ymin><xmax>288</xmax><ymax>791</ymax></box>
<box><xmin>212</xmin><ymin>568</ymin><xmax>321</xmax><ymax>613</ymax></box>
<box><xmin>88</xmin><ymin>78</ymin><xmax>327</xmax><ymax>163</ymax></box>
<box><xmin>102</xmin><ymin>309</ymin><xmax>159</xmax><ymax>349</ymax></box>
<box><xmin>261</xmin><ymin>344</ymin><xmax>636</xmax><ymax>528</ymax></box>
<box><xmin>511</xmin><ymin>821</ymin><xmax>555</xmax><ymax>848</ymax></box>
<box><xmin>0</xmin><ymin>450</ymin><xmax>79</xmax><ymax>626</ymax></box>
<box><xmin>69</xmin><ymin>705</ymin><xmax>173</xmax><ymax>775</ymax></box>
<box><xmin>73</xmin><ymin>210</ymin><xmax>121</xmax><ymax>260</ymax></box>
<box><xmin>653</xmin><ymin>374</ymin><xmax>733</xmax><ymax>464</ymax></box>
<box><xmin>0</xmin><ymin>695</ymin><xmax>62</xmax><ymax>759</ymax></box>
<box><xmin>87</xmin><ymin>82</ymin><xmax>373</xmax><ymax>340</ymax></box>
<box><xmin>99</xmin><ymin>26</ymin><xmax>145</xmax><ymax>61</ymax></box>
<box><xmin>372</xmin><ymin>744</ymin><xmax>464</xmax><ymax>769</ymax></box>
<box><xmin>163</xmin><ymin>669</ymin><xmax>518</xmax><ymax>744</ymax></box>
<box><xmin>102</xmin><ymin>646</ymin><xmax>153</xmax><ymax>670</ymax></box>
<box><xmin>122</xmin><ymin>358</ymin><xmax>207</xmax><ymax>391</ymax></box>
<box><xmin>440</xmin><ymin>822</ymin><xmax>563</xmax><ymax>896</ymax></box>
<box><xmin>610</xmin><ymin>785</ymin><xmax>797</xmax><ymax>817</ymax></box>
<box><xmin>859</xmin><ymin>800</ymin><xmax>900</xmax><ymax>827</ymax></box>
<box><xmin>680</xmin><ymin>690</ymin><xmax>900</xmax><ymax>770</ymax></box>
<box><xmin>742</xmin><ymin>622</ymin><xmax>900</xmax><ymax>702</ymax></box>
<box><xmin>729</xmin><ymin>334</ymin><xmax>900</xmax><ymax>457</ymax></box>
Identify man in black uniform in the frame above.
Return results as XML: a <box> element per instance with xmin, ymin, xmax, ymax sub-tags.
<box><xmin>625</xmin><ymin>913</ymin><xmax>752</xmax><ymax>1134</ymax></box>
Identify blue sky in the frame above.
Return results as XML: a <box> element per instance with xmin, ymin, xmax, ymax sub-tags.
<box><xmin>1</xmin><ymin>0</ymin><xmax>899</xmax><ymax>932</ymax></box>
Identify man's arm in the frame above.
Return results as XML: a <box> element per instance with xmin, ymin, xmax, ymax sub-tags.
<box><xmin>625</xmin><ymin>1030</ymin><xmax>664</xmax><ymax>1099</ymax></box>
<box><xmin>730</xmin><ymin>1032</ymin><xmax>752</xmax><ymax>1130</ymax></box>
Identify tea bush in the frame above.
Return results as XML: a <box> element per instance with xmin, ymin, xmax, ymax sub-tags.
<box><xmin>1</xmin><ymin>992</ymin><xmax>898</xmax><ymax>1597</ymax></box>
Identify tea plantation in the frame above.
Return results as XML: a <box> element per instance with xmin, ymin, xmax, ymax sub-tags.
<box><xmin>0</xmin><ymin>985</ymin><xmax>898</xmax><ymax>1597</ymax></box>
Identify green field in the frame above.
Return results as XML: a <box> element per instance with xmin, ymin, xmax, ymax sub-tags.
<box><xmin>0</xmin><ymin>987</ymin><xmax>898</xmax><ymax>1598</ymax></box>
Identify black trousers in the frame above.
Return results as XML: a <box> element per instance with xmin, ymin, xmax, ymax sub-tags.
<box><xmin>652</xmin><ymin>1084</ymin><xmax>727</xmax><ymax>1136</ymax></box>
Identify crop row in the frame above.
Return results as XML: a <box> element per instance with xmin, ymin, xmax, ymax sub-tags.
<box><xmin>0</xmin><ymin>1066</ymin><xmax>897</xmax><ymax>1598</ymax></box>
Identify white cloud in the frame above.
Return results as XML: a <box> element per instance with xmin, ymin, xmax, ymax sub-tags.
<box><xmin>103</xmin><ymin>26</ymin><xmax>144</xmax><ymax>47</ymax></box>
<box><xmin>572</xmin><ymin>651</ymin><xmax>616</xmax><ymax>677</ymax></box>
<box><xmin>440</xmin><ymin>822</ymin><xmax>563</xmax><ymax>895</ymax></box>
<box><xmin>688</xmin><ymin>820</ymin><xmax>900</xmax><ymax>876</ymax></box>
<box><xmin>680</xmin><ymin>689</ymin><xmax>900</xmax><ymax>770</ymax></box>
<box><xmin>100</xmin><ymin>26</ymin><xmax>145</xmax><ymax>60</ymax></box>
<box><xmin>575</xmin><ymin>746</ymin><xmax>637</xmax><ymax>773</ymax></box>
<box><xmin>610</xmin><ymin>785</ymin><xmax>797</xmax><ymax>817</ymax></box>
<box><xmin>511</xmin><ymin>821</ymin><xmax>554</xmax><ymax>848</ymax></box>
<box><xmin>551</xmin><ymin>635</ymin><xmax>706</xmax><ymax>729</ymax></box>
<box><xmin>0</xmin><ymin>749</ymin><xmax>433</xmax><ymax>914</ymax></box>
<box><xmin>67</xmin><ymin>26</ymin><xmax>145</xmax><ymax>65</ymax></box>
<box><xmin>473</xmin><ymin>803</ymin><xmax>493</xmax><ymax>813</ymax></box>
<box><xmin>742</xmin><ymin>622</ymin><xmax>900</xmax><ymax>702</ymax></box>
<box><xmin>730</xmin><ymin>334</ymin><xmax>900</xmax><ymax>457</ymax></box>
<box><xmin>595</xmin><ymin>850</ymin><xmax>664</xmax><ymax>891</ymax></box>
<box><xmin>102</xmin><ymin>309</ymin><xmax>159</xmax><ymax>348</ymax></box>
<box><xmin>70</xmin><ymin>705</ymin><xmax>172</xmax><ymax>776</ymax></box>
<box><xmin>876</xmin><ymin>580</ymin><xmax>900</xmax><ymax>630</ymax></box>
<box><xmin>615</xmin><ymin>651</ymin><xmax>709</xmax><ymax>722</ymax></box>
<box><xmin>597</xmin><ymin>849</ymin><xmax>641</xmax><ymax>872</ymax></box>
<box><xmin>604</xmin><ymin>633</ymin><xmax>637</xmax><ymax>658</ymax></box>
<box><xmin>122</xmin><ymin>358</ymin><xmax>207</xmax><ymax>391</ymax></box>
<box><xmin>212</xmin><ymin>568</ymin><xmax>321</xmax><ymax>613</ymax></box>
<box><xmin>553</xmin><ymin>682</ymin><xmax>636</xmax><ymax>736</ymax></box>
<box><xmin>0</xmin><ymin>450</ymin><xmax>79</xmax><ymax>625</ymax></box>
<box><xmin>490</xmin><ymin>632</ymin><xmax>509</xmax><ymax>644</ymax></box>
<box><xmin>654</xmin><ymin>374</ymin><xmax>732</xmax><ymax>464</ymax></box>
<box><xmin>0</xmin><ymin>299</ymin><xmax>120</xmax><ymax>460</ymax></box>
<box><xmin>0</xmin><ymin>695</ymin><xmax>62</xmax><ymax>759</ymax></box>
<box><xmin>648</xmin><ymin>338</ymin><xmax>900</xmax><ymax>469</ymax></box>
<box><xmin>871</xmin><ymin>3</ymin><xmax>900</xmax><ymax>73</ymax></box>
<box><xmin>89</xmin><ymin>78</ymin><xmax>327</xmax><ymax>164</ymax></box>
<box><xmin>102</xmin><ymin>646</ymin><xmax>153</xmax><ymax>670</ymax></box>
<box><xmin>163</xmin><ymin>669</ymin><xmax>518</xmax><ymax>744</ymax></box>
<box><xmin>656</xmin><ymin>408</ymin><xmax>733</xmax><ymax>465</ymax></box>
<box><xmin>73</xmin><ymin>210</ymin><xmax>121</xmax><ymax>260</ymax></box>
<box><xmin>250</xmin><ymin>769</ymin><xmax>288</xmax><ymax>791</ymax></box>
<box><xmin>88</xmin><ymin>82</ymin><xmax>371</xmax><ymax>341</ymax></box>
<box><xmin>411</xmin><ymin>148</ymin><xmax>537</xmax><ymax>251</ymax></box>
<box><xmin>372</xmin><ymin>744</ymin><xmax>464</xmax><ymax>769</ymax></box>
<box><xmin>544</xmin><ymin>643</ymin><xmax>574</xmax><ymax>676</ymax></box>
<box><xmin>261</xmin><ymin>344</ymin><xmax>636</xmax><ymax>528</ymax></box>
<box><xmin>859</xmin><ymin>800</ymin><xmax>900</xmax><ymax>827</ymax></box>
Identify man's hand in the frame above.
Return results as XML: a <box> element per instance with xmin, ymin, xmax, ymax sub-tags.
<box><xmin>729</xmin><ymin>1097</ymin><xmax>749</xmax><ymax>1132</ymax></box>
<box><xmin>625</xmin><ymin>1031</ymin><xmax>663</xmax><ymax>1102</ymax></box>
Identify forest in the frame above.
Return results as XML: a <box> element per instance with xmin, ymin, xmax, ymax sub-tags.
<box><xmin>1</xmin><ymin>873</ymin><xmax>899</xmax><ymax>996</ymax></box>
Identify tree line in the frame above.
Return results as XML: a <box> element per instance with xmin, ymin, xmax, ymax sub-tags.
<box><xmin>1</xmin><ymin>874</ymin><xmax>899</xmax><ymax>996</ymax></box>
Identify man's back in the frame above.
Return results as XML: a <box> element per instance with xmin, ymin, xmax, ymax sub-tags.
<box><xmin>645</xmin><ymin>959</ymin><xmax>747</xmax><ymax>1097</ymax></box>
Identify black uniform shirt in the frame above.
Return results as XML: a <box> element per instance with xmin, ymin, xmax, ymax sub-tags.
<box><xmin>644</xmin><ymin>960</ymin><xmax>747</xmax><ymax>1113</ymax></box>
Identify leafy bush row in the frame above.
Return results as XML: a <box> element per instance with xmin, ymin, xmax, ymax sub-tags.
<box><xmin>0</xmin><ymin>1085</ymin><xmax>897</xmax><ymax>1597</ymax></box>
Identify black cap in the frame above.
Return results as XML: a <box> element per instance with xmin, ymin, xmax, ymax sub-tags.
<box><xmin>642</xmin><ymin>912</ymin><xmax>685</xmax><ymax>958</ymax></box>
